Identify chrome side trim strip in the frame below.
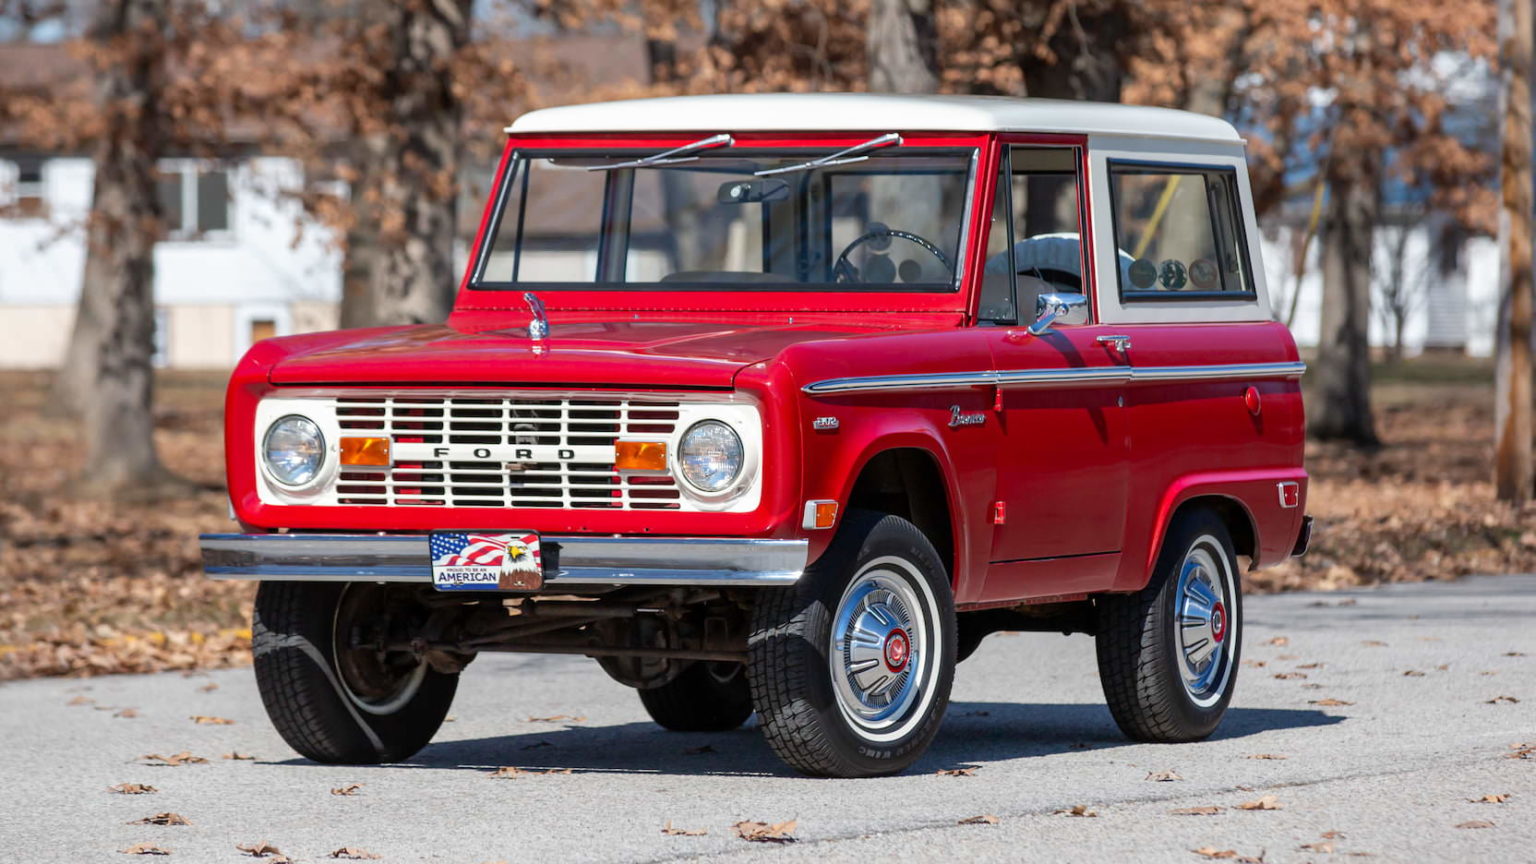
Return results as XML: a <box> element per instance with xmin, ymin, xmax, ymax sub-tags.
<box><xmin>803</xmin><ymin>361</ymin><xmax>1306</xmax><ymax>395</ymax></box>
<box><xmin>1129</xmin><ymin>362</ymin><xmax>1307</xmax><ymax>382</ymax></box>
<box><xmin>802</xmin><ymin>370</ymin><xmax>998</xmax><ymax>394</ymax></box>
<box><xmin>200</xmin><ymin>533</ymin><xmax>807</xmax><ymax>587</ymax></box>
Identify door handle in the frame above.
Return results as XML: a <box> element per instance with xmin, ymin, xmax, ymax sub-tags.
<box><xmin>1096</xmin><ymin>334</ymin><xmax>1132</xmax><ymax>352</ymax></box>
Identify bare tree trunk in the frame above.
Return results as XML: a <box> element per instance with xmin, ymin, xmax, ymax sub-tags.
<box><xmin>53</xmin><ymin>0</ymin><xmax>178</xmax><ymax>498</ymax></box>
<box><xmin>1309</xmin><ymin>172</ymin><xmax>1381</xmax><ymax>445</ymax></box>
<box><xmin>1016</xmin><ymin>6</ymin><xmax>1128</xmax><ymax>102</ymax></box>
<box><xmin>342</xmin><ymin>0</ymin><xmax>471</xmax><ymax>327</ymax></box>
<box><xmin>867</xmin><ymin>0</ymin><xmax>939</xmax><ymax>93</ymax></box>
<box><xmin>1495</xmin><ymin>0</ymin><xmax>1534</xmax><ymax>503</ymax></box>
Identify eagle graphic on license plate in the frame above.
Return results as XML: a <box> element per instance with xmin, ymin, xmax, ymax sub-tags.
<box><xmin>429</xmin><ymin>532</ymin><xmax>543</xmax><ymax>591</ymax></box>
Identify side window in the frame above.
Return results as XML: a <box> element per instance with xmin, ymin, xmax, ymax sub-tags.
<box><xmin>1108</xmin><ymin>162</ymin><xmax>1253</xmax><ymax>298</ymax></box>
<box><xmin>979</xmin><ymin>146</ymin><xmax>1086</xmax><ymax>325</ymax></box>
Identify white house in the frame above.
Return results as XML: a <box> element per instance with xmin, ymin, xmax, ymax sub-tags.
<box><xmin>0</xmin><ymin>154</ymin><xmax>342</xmax><ymax>369</ymax></box>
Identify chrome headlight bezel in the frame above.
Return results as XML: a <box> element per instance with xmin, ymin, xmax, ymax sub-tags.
<box><xmin>261</xmin><ymin>414</ymin><xmax>327</xmax><ymax>489</ymax></box>
<box><xmin>675</xmin><ymin>419</ymin><xmax>746</xmax><ymax>495</ymax></box>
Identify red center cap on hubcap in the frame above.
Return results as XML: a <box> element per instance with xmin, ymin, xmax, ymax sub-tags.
<box><xmin>1211</xmin><ymin>602</ymin><xmax>1228</xmax><ymax>643</ymax></box>
<box><xmin>884</xmin><ymin>629</ymin><xmax>911</xmax><ymax>672</ymax></box>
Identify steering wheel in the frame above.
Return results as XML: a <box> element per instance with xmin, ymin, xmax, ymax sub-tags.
<box><xmin>833</xmin><ymin>227</ymin><xmax>951</xmax><ymax>284</ymax></box>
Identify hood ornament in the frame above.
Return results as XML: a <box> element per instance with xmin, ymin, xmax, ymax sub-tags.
<box><xmin>523</xmin><ymin>291</ymin><xmax>548</xmax><ymax>341</ymax></box>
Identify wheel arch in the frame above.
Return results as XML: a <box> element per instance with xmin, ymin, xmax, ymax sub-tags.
<box><xmin>843</xmin><ymin>445</ymin><xmax>959</xmax><ymax>586</ymax></box>
<box><xmin>1151</xmin><ymin>494</ymin><xmax>1257</xmax><ymax>574</ymax></box>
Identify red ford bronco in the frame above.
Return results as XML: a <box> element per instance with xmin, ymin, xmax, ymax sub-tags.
<box><xmin>203</xmin><ymin>93</ymin><xmax>1310</xmax><ymax>778</ymax></box>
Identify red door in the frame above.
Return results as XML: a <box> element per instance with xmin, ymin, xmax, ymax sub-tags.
<box><xmin>973</xmin><ymin>141</ymin><xmax>1129</xmax><ymax>601</ymax></box>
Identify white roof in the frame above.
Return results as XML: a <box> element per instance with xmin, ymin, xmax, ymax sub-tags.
<box><xmin>508</xmin><ymin>93</ymin><xmax>1242</xmax><ymax>143</ymax></box>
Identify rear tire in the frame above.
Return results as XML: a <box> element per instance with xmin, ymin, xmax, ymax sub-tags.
<box><xmin>1096</xmin><ymin>508</ymin><xmax>1242</xmax><ymax>742</ymax></box>
<box><xmin>253</xmin><ymin>581</ymin><xmax>457</xmax><ymax>764</ymax></box>
<box><xmin>747</xmin><ymin>510</ymin><xmax>956</xmax><ymax>777</ymax></box>
<box><xmin>638</xmin><ymin>661</ymin><xmax>753</xmax><ymax>732</ymax></box>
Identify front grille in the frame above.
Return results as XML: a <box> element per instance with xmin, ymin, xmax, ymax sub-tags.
<box><xmin>330</xmin><ymin>394</ymin><xmax>683</xmax><ymax>509</ymax></box>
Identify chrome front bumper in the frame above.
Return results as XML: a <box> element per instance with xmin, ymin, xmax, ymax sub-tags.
<box><xmin>199</xmin><ymin>533</ymin><xmax>808</xmax><ymax>587</ymax></box>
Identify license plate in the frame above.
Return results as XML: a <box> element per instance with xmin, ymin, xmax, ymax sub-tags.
<box><xmin>429</xmin><ymin>531</ymin><xmax>544</xmax><ymax>591</ymax></box>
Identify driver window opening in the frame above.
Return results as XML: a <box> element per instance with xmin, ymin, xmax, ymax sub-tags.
<box><xmin>979</xmin><ymin>146</ymin><xmax>1086</xmax><ymax>325</ymax></box>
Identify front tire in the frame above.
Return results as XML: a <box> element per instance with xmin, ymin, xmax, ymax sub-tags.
<box><xmin>1096</xmin><ymin>508</ymin><xmax>1242</xmax><ymax>742</ymax></box>
<box><xmin>638</xmin><ymin>661</ymin><xmax>754</xmax><ymax>732</ymax></box>
<box><xmin>253</xmin><ymin>581</ymin><xmax>457</xmax><ymax>764</ymax></box>
<box><xmin>747</xmin><ymin>511</ymin><xmax>956</xmax><ymax>777</ymax></box>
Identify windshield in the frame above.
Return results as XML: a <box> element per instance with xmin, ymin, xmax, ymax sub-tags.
<box><xmin>471</xmin><ymin>148</ymin><xmax>976</xmax><ymax>292</ymax></box>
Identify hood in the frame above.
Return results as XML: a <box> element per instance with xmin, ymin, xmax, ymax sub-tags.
<box><xmin>264</xmin><ymin>318</ymin><xmax>911</xmax><ymax>389</ymax></box>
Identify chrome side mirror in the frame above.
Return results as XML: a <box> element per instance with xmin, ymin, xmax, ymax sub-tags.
<box><xmin>1029</xmin><ymin>292</ymin><xmax>1089</xmax><ymax>335</ymax></box>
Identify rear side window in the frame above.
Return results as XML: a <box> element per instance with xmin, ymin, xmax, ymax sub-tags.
<box><xmin>1107</xmin><ymin>162</ymin><xmax>1253</xmax><ymax>299</ymax></box>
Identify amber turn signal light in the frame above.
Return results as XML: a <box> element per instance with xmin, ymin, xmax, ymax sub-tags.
<box><xmin>339</xmin><ymin>436</ymin><xmax>391</xmax><ymax>467</ymax></box>
<box><xmin>615</xmin><ymin>440</ymin><xmax>668</xmax><ymax>471</ymax></box>
<box><xmin>803</xmin><ymin>499</ymin><xmax>839</xmax><ymax>530</ymax></box>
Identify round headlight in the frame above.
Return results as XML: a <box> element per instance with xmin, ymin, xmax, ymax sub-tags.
<box><xmin>677</xmin><ymin>420</ymin><xmax>744</xmax><ymax>493</ymax></box>
<box><xmin>263</xmin><ymin>415</ymin><xmax>325</xmax><ymax>487</ymax></box>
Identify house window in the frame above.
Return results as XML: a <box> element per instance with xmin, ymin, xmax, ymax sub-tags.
<box><xmin>0</xmin><ymin>157</ymin><xmax>47</xmax><ymax>218</ymax></box>
<box><xmin>155</xmin><ymin>161</ymin><xmax>231</xmax><ymax>239</ymax></box>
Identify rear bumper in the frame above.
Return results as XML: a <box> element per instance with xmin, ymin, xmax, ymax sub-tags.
<box><xmin>199</xmin><ymin>533</ymin><xmax>807</xmax><ymax>587</ymax></box>
<box><xmin>1291</xmin><ymin>515</ymin><xmax>1313</xmax><ymax>557</ymax></box>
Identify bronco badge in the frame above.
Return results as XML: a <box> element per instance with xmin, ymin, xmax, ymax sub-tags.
<box><xmin>948</xmin><ymin>406</ymin><xmax>987</xmax><ymax>428</ymax></box>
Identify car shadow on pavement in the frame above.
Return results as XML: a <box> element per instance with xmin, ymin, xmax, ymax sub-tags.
<box><xmin>271</xmin><ymin>701</ymin><xmax>1343</xmax><ymax>778</ymax></box>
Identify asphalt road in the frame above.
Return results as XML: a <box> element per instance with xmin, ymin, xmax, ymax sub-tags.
<box><xmin>2</xmin><ymin>575</ymin><xmax>1533</xmax><ymax>863</ymax></box>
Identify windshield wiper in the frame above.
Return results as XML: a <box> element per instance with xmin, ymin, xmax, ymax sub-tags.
<box><xmin>585</xmin><ymin>133</ymin><xmax>734</xmax><ymax>172</ymax></box>
<box><xmin>754</xmin><ymin>132</ymin><xmax>903</xmax><ymax>177</ymax></box>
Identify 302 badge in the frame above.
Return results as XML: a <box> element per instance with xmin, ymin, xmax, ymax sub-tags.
<box><xmin>428</xmin><ymin>531</ymin><xmax>544</xmax><ymax>591</ymax></box>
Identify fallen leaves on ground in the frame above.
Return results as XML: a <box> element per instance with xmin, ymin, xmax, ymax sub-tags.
<box><xmin>1273</xmin><ymin>672</ymin><xmax>1307</xmax><ymax>680</ymax></box>
<box><xmin>110</xmin><ymin>784</ymin><xmax>158</xmax><ymax>795</ymax></box>
<box><xmin>330</xmin><ymin>849</ymin><xmax>381</xmax><ymax>860</ymax></box>
<box><xmin>1455</xmin><ymin>820</ymin><xmax>1495</xmax><ymax>829</ymax></box>
<box><xmin>140</xmin><ymin>752</ymin><xmax>207</xmax><ymax>767</ymax></box>
<box><xmin>661</xmin><ymin>821</ymin><xmax>708</xmax><ymax>836</ymax></box>
<box><xmin>520</xmin><ymin>741</ymin><xmax>553</xmax><ymax>751</ymax></box>
<box><xmin>1237</xmin><ymin>795</ymin><xmax>1283</xmax><ymax>811</ymax></box>
<box><xmin>1146</xmin><ymin>770</ymin><xmax>1183</xmax><ymax>782</ymax></box>
<box><xmin>1054</xmin><ymin>804</ymin><xmax>1098</xmax><ymax>817</ymax></box>
<box><xmin>1403</xmin><ymin>670</ymin><xmax>1426</xmax><ymax>677</ymax></box>
<box><xmin>936</xmin><ymin>766</ymin><xmax>979</xmax><ymax>777</ymax></box>
<box><xmin>1246</xmin><ymin>754</ymin><xmax>1287</xmax><ymax>760</ymax></box>
<box><xmin>130</xmin><ymin>813</ymin><xmax>189</xmax><ymax>826</ymax></box>
<box><xmin>1485</xmin><ymin>695</ymin><xmax>1520</xmax><ymax>704</ymax></box>
<box><xmin>1507</xmin><ymin>743</ymin><xmax>1535</xmax><ymax>760</ymax></box>
<box><xmin>1469</xmin><ymin>794</ymin><xmax>1511</xmax><ymax>804</ymax></box>
<box><xmin>198</xmin><ymin>682</ymin><xmax>219</xmax><ymax>693</ymax></box>
<box><xmin>222</xmin><ymin>752</ymin><xmax>255</xmax><ymax>760</ymax></box>
<box><xmin>958</xmin><ymin>814</ymin><xmax>999</xmax><ymax>825</ymax></box>
<box><xmin>683</xmin><ymin>744</ymin><xmax>716</xmax><ymax>755</ymax></box>
<box><xmin>190</xmin><ymin>715</ymin><xmax>233</xmax><ymax>725</ymax></box>
<box><xmin>1265</xmin><ymin>637</ymin><xmax>1289</xmax><ymax>646</ymax></box>
<box><xmin>115</xmin><ymin>708</ymin><xmax>140</xmax><ymax>718</ymax></box>
<box><xmin>732</xmin><ymin>820</ymin><xmax>797</xmax><ymax>843</ymax></box>
<box><xmin>331</xmin><ymin>783</ymin><xmax>363</xmax><ymax>796</ymax></box>
<box><xmin>119</xmin><ymin>844</ymin><xmax>171</xmax><ymax>856</ymax></box>
<box><xmin>488</xmin><ymin>766</ymin><xmax>572</xmax><ymax>779</ymax></box>
<box><xmin>1171</xmin><ymin>806</ymin><xmax>1224</xmax><ymax>816</ymax></box>
<box><xmin>1299</xmin><ymin>841</ymin><xmax>1335</xmax><ymax>853</ymax></box>
<box><xmin>1309</xmin><ymin>698</ymin><xmax>1354</xmax><ymax>707</ymax></box>
<box><xmin>236</xmin><ymin>841</ymin><xmax>284</xmax><ymax>857</ymax></box>
<box><xmin>1362</xmin><ymin>640</ymin><xmax>1388</xmax><ymax>647</ymax></box>
<box><xmin>1192</xmin><ymin>847</ymin><xmax>1265</xmax><ymax>862</ymax></box>
<box><xmin>525</xmin><ymin>714</ymin><xmax>585</xmax><ymax>723</ymax></box>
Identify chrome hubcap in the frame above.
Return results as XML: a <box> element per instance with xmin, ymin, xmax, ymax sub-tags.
<box><xmin>830</xmin><ymin>559</ymin><xmax>933</xmax><ymax>735</ymax></box>
<box><xmin>1174</xmin><ymin>538</ymin><xmax>1235</xmax><ymax>706</ymax></box>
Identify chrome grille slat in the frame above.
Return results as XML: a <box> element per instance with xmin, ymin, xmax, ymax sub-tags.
<box><xmin>331</xmin><ymin>393</ymin><xmax>682</xmax><ymax>510</ymax></box>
